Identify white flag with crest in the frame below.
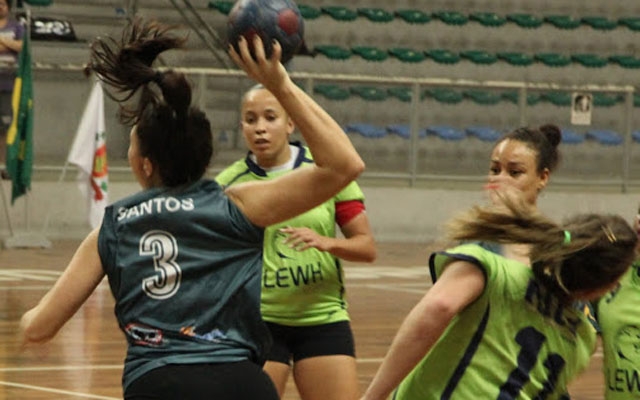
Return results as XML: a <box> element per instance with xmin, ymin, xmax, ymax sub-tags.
<box><xmin>67</xmin><ymin>81</ymin><xmax>108</xmax><ymax>229</ymax></box>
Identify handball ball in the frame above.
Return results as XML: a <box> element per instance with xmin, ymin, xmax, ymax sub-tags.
<box><xmin>227</xmin><ymin>0</ymin><xmax>305</xmax><ymax>64</ymax></box>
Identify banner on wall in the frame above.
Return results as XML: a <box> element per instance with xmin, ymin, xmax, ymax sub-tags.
<box><xmin>16</xmin><ymin>13</ymin><xmax>78</xmax><ymax>41</ymax></box>
<box><xmin>571</xmin><ymin>92</ymin><xmax>593</xmax><ymax>126</ymax></box>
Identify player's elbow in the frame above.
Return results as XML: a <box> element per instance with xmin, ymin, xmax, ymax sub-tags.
<box><xmin>347</xmin><ymin>159</ymin><xmax>365</xmax><ymax>181</ymax></box>
<box><xmin>424</xmin><ymin>297</ymin><xmax>460</xmax><ymax>326</ymax></box>
<box><xmin>20</xmin><ymin>311</ymin><xmax>57</xmax><ymax>345</ymax></box>
<box><xmin>335</xmin><ymin>159</ymin><xmax>365</xmax><ymax>190</ymax></box>
<box><xmin>362</xmin><ymin>245</ymin><xmax>377</xmax><ymax>263</ymax></box>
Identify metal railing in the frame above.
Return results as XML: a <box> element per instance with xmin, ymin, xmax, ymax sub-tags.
<box><xmin>31</xmin><ymin>64</ymin><xmax>638</xmax><ymax>192</ymax></box>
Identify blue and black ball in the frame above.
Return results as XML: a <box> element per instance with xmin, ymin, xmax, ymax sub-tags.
<box><xmin>227</xmin><ymin>0</ymin><xmax>305</xmax><ymax>64</ymax></box>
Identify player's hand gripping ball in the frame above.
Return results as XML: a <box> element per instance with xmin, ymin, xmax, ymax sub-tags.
<box><xmin>227</xmin><ymin>0</ymin><xmax>305</xmax><ymax>64</ymax></box>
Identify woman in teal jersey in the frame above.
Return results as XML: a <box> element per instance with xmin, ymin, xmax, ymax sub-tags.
<box><xmin>362</xmin><ymin>196</ymin><xmax>637</xmax><ymax>400</ymax></box>
<box><xmin>19</xmin><ymin>18</ymin><xmax>364</xmax><ymax>400</ymax></box>
<box><xmin>216</xmin><ymin>84</ymin><xmax>377</xmax><ymax>400</ymax></box>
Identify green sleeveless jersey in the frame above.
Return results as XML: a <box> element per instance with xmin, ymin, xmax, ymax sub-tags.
<box><xmin>596</xmin><ymin>261</ymin><xmax>640</xmax><ymax>399</ymax></box>
<box><xmin>394</xmin><ymin>243</ymin><xmax>596</xmax><ymax>400</ymax></box>
<box><xmin>215</xmin><ymin>142</ymin><xmax>364</xmax><ymax>326</ymax></box>
<box><xmin>98</xmin><ymin>179</ymin><xmax>267</xmax><ymax>390</ymax></box>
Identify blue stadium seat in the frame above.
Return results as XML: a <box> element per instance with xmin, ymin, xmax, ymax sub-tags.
<box><xmin>426</xmin><ymin>125</ymin><xmax>466</xmax><ymax>141</ymax></box>
<box><xmin>560</xmin><ymin>128</ymin><xmax>586</xmax><ymax>144</ymax></box>
<box><xmin>465</xmin><ymin>126</ymin><xmax>501</xmax><ymax>142</ymax></box>
<box><xmin>345</xmin><ymin>123</ymin><xmax>387</xmax><ymax>138</ymax></box>
<box><xmin>386</xmin><ymin>124</ymin><xmax>427</xmax><ymax>139</ymax></box>
<box><xmin>586</xmin><ymin>129</ymin><xmax>623</xmax><ymax>145</ymax></box>
<box><xmin>632</xmin><ymin>131</ymin><xmax>640</xmax><ymax>143</ymax></box>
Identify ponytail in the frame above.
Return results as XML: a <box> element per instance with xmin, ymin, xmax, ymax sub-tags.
<box><xmin>445</xmin><ymin>195</ymin><xmax>637</xmax><ymax>301</ymax></box>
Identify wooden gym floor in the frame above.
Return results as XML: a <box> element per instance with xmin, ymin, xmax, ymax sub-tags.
<box><xmin>0</xmin><ymin>241</ymin><xmax>603</xmax><ymax>399</ymax></box>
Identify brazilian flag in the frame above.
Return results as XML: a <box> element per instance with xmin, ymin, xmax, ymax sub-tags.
<box><xmin>5</xmin><ymin>30</ymin><xmax>33</xmax><ymax>203</ymax></box>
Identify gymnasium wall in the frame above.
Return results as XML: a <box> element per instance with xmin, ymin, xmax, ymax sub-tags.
<box><xmin>1</xmin><ymin>179</ymin><xmax>637</xmax><ymax>244</ymax></box>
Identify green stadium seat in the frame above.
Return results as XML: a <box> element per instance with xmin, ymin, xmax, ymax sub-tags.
<box><xmin>425</xmin><ymin>49</ymin><xmax>460</xmax><ymax>64</ymax></box>
<box><xmin>208</xmin><ymin>0</ymin><xmax>233</xmax><ymax>14</ymax></box>
<box><xmin>24</xmin><ymin>0</ymin><xmax>53</xmax><ymax>5</ymax></box>
<box><xmin>592</xmin><ymin>93</ymin><xmax>622</xmax><ymax>107</ymax></box>
<box><xmin>463</xmin><ymin>90</ymin><xmax>502</xmax><ymax>105</ymax></box>
<box><xmin>581</xmin><ymin>16</ymin><xmax>617</xmax><ymax>30</ymax></box>
<box><xmin>387</xmin><ymin>87</ymin><xmax>413</xmax><ymax>102</ymax></box>
<box><xmin>609</xmin><ymin>55</ymin><xmax>640</xmax><ymax>69</ymax></box>
<box><xmin>507</xmin><ymin>13</ymin><xmax>543</xmax><ymax>28</ymax></box>
<box><xmin>544</xmin><ymin>15</ymin><xmax>581</xmax><ymax>30</ymax></box>
<box><xmin>357</xmin><ymin>8</ymin><xmax>394</xmax><ymax>23</ymax></box>
<box><xmin>635</xmin><ymin>94</ymin><xmax>640</xmax><ymax>107</ymax></box>
<box><xmin>571</xmin><ymin>54</ymin><xmax>608</xmax><ymax>68</ymax></box>
<box><xmin>423</xmin><ymin>88</ymin><xmax>464</xmax><ymax>104</ymax></box>
<box><xmin>541</xmin><ymin>91</ymin><xmax>572</xmax><ymax>106</ymax></box>
<box><xmin>469</xmin><ymin>12</ymin><xmax>506</xmax><ymax>27</ymax></box>
<box><xmin>618</xmin><ymin>17</ymin><xmax>640</xmax><ymax>31</ymax></box>
<box><xmin>350</xmin><ymin>86</ymin><xmax>389</xmax><ymax>101</ymax></box>
<box><xmin>497</xmin><ymin>52</ymin><xmax>534</xmax><ymax>66</ymax></box>
<box><xmin>584</xmin><ymin>16</ymin><xmax>619</xmax><ymax>30</ymax></box>
<box><xmin>460</xmin><ymin>50</ymin><xmax>498</xmax><ymax>65</ymax></box>
<box><xmin>535</xmin><ymin>53</ymin><xmax>572</xmax><ymax>67</ymax></box>
<box><xmin>389</xmin><ymin>47</ymin><xmax>426</xmax><ymax>63</ymax></box>
<box><xmin>394</xmin><ymin>9</ymin><xmax>431</xmax><ymax>24</ymax></box>
<box><xmin>351</xmin><ymin>46</ymin><xmax>388</xmax><ymax>62</ymax></box>
<box><xmin>298</xmin><ymin>4</ymin><xmax>322</xmax><ymax>19</ymax></box>
<box><xmin>313</xmin><ymin>84</ymin><xmax>350</xmax><ymax>100</ymax></box>
<box><xmin>314</xmin><ymin>45</ymin><xmax>352</xmax><ymax>60</ymax></box>
<box><xmin>321</xmin><ymin>6</ymin><xmax>358</xmax><ymax>21</ymax></box>
<box><xmin>501</xmin><ymin>90</ymin><xmax>542</xmax><ymax>105</ymax></box>
<box><xmin>432</xmin><ymin>10</ymin><xmax>468</xmax><ymax>26</ymax></box>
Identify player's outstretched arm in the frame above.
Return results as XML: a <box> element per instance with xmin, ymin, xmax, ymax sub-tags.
<box><xmin>20</xmin><ymin>229</ymin><xmax>105</xmax><ymax>345</ymax></box>
<box><xmin>362</xmin><ymin>260</ymin><xmax>485</xmax><ymax>400</ymax></box>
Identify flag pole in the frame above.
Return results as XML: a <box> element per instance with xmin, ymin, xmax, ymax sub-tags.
<box><xmin>5</xmin><ymin>191</ymin><xmax>52</xmax><ymax>248</ymax></box>
<box><xmin>0</xmin><ymin>177</ymin><xmax>15</xmax><ymax>237</ymax></box>
<box><xmin>3</xmin><ymin>7</ymin><xmax>50</xmax><ymax>248</ymax></box>
<box><xmin>40</xmin><ymin>159</ymin><xmax>71</xmax><ymax>236</ymax></box>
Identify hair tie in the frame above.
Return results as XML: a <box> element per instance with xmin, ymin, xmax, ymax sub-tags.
<box><xmin>563</xmin><ymin>230</ymin><xmax>571</xmax><ymax>245</ymax></box>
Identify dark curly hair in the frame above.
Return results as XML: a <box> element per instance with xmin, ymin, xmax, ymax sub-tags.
<box><xmin>497</xmin><ymin>124</ymin><xmax>562</xmax><ymax>174</ymax></box>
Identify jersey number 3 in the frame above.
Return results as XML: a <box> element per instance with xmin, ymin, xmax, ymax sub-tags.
<box><xmin>140</xmin><ymin>230</ymin><xmax>182</xmax><ymax>299</ymax></box>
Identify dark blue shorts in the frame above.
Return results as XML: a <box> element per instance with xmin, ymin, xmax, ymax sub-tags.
<box><xmin>265</xmin><ymin>320</ymin><xmax>356</xmax><ymax>365</ymax></box>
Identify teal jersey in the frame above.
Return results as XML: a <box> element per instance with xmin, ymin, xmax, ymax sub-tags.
<box><xmin>216</xmin><ymin>142</ymin><xmax>364</xmax><ymax>326</ymax></box>
<box><xmin>98</xmin><ymin>179</ymin><xmax>267</xmax><ymax>390</ymax></box>
<box><xmin>394</xmin><ymin>243</ymin><xmax>596</xmax><ymax>400</ymax></box>
<box><xmin>596</xmin><ymin>261</ymin><xmax>640</xmax><ymax>399</ymax></box>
